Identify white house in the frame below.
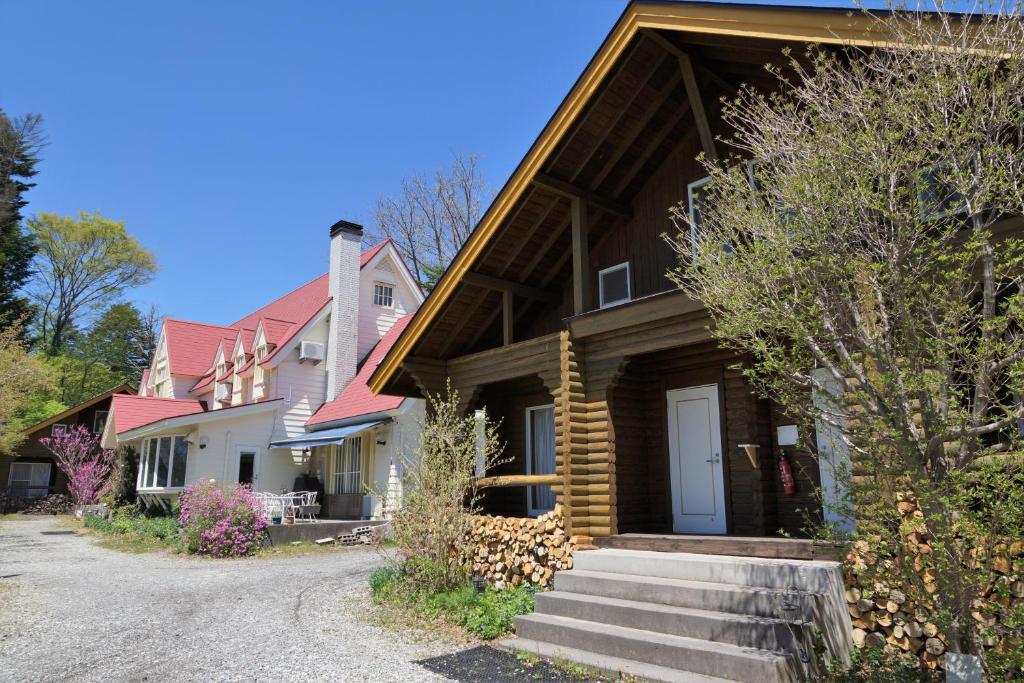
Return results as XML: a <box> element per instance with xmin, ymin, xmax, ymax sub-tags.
<box><xmin>102</xmin><ymin>220</ymin><xmax>425</xmax><ymax>518</ymax></box>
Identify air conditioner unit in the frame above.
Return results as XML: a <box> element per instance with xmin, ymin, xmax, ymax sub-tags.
<box><xmin>215</xmin><ymin>383</ymin><xmax>232</xmax><ymax>401</ymax></box>
<box><xmin>299</xmin><ymin>341</ymin><xmax>326</xmax><ymax>364</ymax></box>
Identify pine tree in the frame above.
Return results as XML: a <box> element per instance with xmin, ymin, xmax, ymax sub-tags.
<box><xmin>0</xmin><ymin>110</ymin><xmax>44</xmax><ymax>329</ymax></box>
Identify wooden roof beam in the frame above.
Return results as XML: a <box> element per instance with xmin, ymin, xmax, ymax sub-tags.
<box><xmin>678</xmin><ymin>52</ymin><xmax>718</xmax><ymax>161</ymax></box>
<box><xmin>642</xmin><ymin>29</ymin><xmax>738</xmax><ymax>96</ymax></box>
<box><xmin>463</xmin><ymin>271</ymin><xmax>561</xmax><ymax>304</ymax></box>
<box><xmin>532</xmin><ymin>172</ymin><xmax>633</xmax><ymax>219</ymax></box>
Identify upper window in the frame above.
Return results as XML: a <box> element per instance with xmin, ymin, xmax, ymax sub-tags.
<box><xmin>51</xmin><ymin>423</ymin><xmax>67</xmax><ymax>437</ymax></box>
<box><xmin>253</xmin><ymin>346</ymin><xmax>268</xmax><ymax>385</ymax></box>
<box><xmin>93</xmin><ymin>411</ymin><xmax>109</xmax><ymax>434</ymax></box>
<box><xmin>917</xmin><ymin>160</ymin><xmax>968</xmax><ymax>221</ymax></box>
<box><xmin>598</xmin><ymin>262</ymin><xmax>631</xmax><ymax>309</ymax></box>
<box><xmin>688</xmin><ymin>176</ymin><xmax>714</xmax><ymax>257</ymax></box>
<box><xmin>373</xmin><ymin>283</ymin><xmax>394</xmax><ymax>308</ymax></box>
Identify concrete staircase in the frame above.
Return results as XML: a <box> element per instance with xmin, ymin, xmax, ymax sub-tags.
<box><xmin>501</xmin><ymin>548</ymin><xmax>852</xmax><ymax>682</ymax></box>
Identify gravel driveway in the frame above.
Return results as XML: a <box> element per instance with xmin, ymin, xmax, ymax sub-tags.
<box><xmin>0</xmin><ymin>517</ymin><xmax>460</xmax><ymax>683</ymax></box>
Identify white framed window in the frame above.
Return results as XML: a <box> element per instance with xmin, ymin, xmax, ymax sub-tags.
<box><xmin>93</xmin><ymin>411</ymin><xmax>109</xmax><ymax>434</ymax></box>
<box><xmin>137</xmin><ymin>435</ymin><xmax>188</xmax><ymax>490</ymax></box>
<box><xmin>51</xmin><ymin>423</ymin><xmax>67</xmax><ymax>437</ymax></box>
<box><xmin>373</xmin><ymin>282</ymin><xmax>394</xmax><ymax>308</ymax></box>
<box><xmin>332</xmin><ymin>438</ymin><xmax>362</xmax><ymax>494</ymax></box>
<box><xmin>688</xmin><ymin>175</ymin><xmax>714</xmax><ymax>257</ymax></box>
<box><xmin>253</xmin><ymin>345</ymin><xmax>268</xmax><ymax>386</ymax></box>
<box><xmin>8</xmin><ymin>462</ymin><xmax>51</xmax><ymax>498</ymax></box>
<box><xmin>598</xmin><ymin>262</ymin><xmax>631</xmax><ymax>309</ymax></box>
<box><xmin>917</xmin><ymin>159</ymin><xmax>969</xmax><ymax>221</ymax></box>
<box><xmin>525</xmin><ymin>404</ymin><xmax>556</xmax><ymax>516</ymax></box>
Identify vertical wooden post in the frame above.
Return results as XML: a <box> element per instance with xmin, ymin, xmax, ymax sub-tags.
<box><xmin>571</xmin><ymin>196</ymin><xmax>591</xmax><ymax>315</ymax></box>
<box><xmin>502</xmin><ymin>289</ymin><xmax>513</xmax><ymax>346</ymax></box>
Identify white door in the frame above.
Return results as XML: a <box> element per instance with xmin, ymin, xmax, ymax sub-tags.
<box><xmin>667</xmin><ymin>384</ymin><xmax>727</xmax><ymax>534</ymax></box>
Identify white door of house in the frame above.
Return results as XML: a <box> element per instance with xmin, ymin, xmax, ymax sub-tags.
<box><xmin>667</xmin><ymin>384</ymin><xmax>727</xmax><ymax>534</ymax></box>
<box><xmin>234</xmin><ymin>445</ymin><xmax>261</xmax><ymax>488</ymax></box>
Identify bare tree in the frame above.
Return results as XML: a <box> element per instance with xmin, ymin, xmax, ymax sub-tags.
<box><xmin>372</xmin><ymin>151</ymin><xmax>487</xmax><ymax>289</ymax></box>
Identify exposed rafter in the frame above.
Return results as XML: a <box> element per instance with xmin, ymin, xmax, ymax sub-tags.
<box><xmin>642</xmin><ymin>29</ymin><xmax>738</xmax><ymax>96</ymax></box>
<box><xmin>677</xmin><ymin>52</ymin><xmax>718</xmax><ymax>161</ymax></box>
<box><xmin>613</xmin><ymin>106</ymin><xmax>695</xmax><ymax>198</ymax></box>
<box><xmin>463</xmin><ymin>272</ymin><xmax>560</xmax><ymax>304</ymax></box>
<box><xmin>568</xmin><ymin>50</ymin><xmax>674</xmax><ymax>184</ymax></box>
<box><xmin>588</xmin><ymin>72</ymin><xmax>685</xmax><ymax>194</ymax></box>
<box><xmin>532</xmin><ymin>173</ymin><xmax>633</xmax><ymax>219</ymax></box>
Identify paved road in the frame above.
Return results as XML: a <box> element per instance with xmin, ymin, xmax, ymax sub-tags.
<box><xmin>0</xmin><ymin>517</ymin><xmax>458</xmax><ymax>683</ymax></box>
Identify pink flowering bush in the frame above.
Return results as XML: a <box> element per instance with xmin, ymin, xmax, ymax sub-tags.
<box><xmin>178</xmin><ymin>482</ymin><xmax>268</xmax><ymax>557</ymax></box>
<box><xmin>40</xmin><ymin>425</ymin><xmax>115</xmax><ymax>506</ymax></box>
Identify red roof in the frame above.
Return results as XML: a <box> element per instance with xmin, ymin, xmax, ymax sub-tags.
<box><xmin>306</xmin><ymin>314</ymin><xmax>412</xmax><ymax>427</ymax></box>
<box><xmin>164</xmin><ymin>319</ymin><xmax>237</xmax><ymax>377</ymax></box>
<box><xmin>260</xmin><ymin>318</ymin><xmax>295</xmax><ymax>347</ymax></box>
<box><xmin>110</xmin><ymin>394</ymin><xmax>206</xmax><ymax>435</ymax></box>
<box><xmin>161</xmin><ymin>241</ymin><xmax>391</xmax><ymax>391</ymax></box>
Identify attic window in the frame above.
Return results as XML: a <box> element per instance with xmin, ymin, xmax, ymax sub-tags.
<box><xmin>374</xmin><ymin>283</ymin><xmax>394</xmax><ymax>308</ymax></box>
<box><xmin>598</xmin><ymin>262</ymin><xmax>631</xmax><ymax>309</ymax></box>
<box><xmin>687</xmin><ymin>175</ymin><xmax>713</xmax><ymax>257</ymax></box>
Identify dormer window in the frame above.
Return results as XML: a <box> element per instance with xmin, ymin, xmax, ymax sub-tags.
<box><xmin>253</xmin><ymin>345</ymin><xmax>268</xmax><ymax>387</ymax></box>
<box><xmin>598</xmin><ymin>262</ymin><xmax>631</xmax><ymax>309</ymax></box>
<box><xmin>374</xmin><ymin>283</ymin><xmax>394</xmax><ymax>308</ymax></box>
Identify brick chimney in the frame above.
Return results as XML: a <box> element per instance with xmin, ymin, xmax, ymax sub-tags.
<box><xmin>326</xmin><ymin>219</ymin><xmax>362</xmax><ymax>399</ymax></box>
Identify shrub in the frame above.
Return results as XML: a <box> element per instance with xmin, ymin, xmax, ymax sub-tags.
<box><xmin>463</xmin><ymin>585</ymin><xmax>537</xmax><ymax>639</ymax></box>
<box><xmin>178</xmin><ymin>482</ymin><xmax>267</xmax><ymax>557</ymax></box>
<box><xmin>369</xmin><ymin>566</ymin><xmax>403</xmax><ymax>603</ymax></box>
<box><xmin>380</xmin><ymin>380</ymin><xmax>507</xmax><ymax>593</ymax></box>
<box><xmin>84</xmin><ymin>506</ymin><xmax>180</xmax><ymax>546</ymax></box>
<box><xmin>39</xmin><ymin>425</ymin><xmax>115</xmax><ymax>506</ymax></box>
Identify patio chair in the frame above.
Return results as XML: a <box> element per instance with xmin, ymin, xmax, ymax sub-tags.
<box><xmin>295</xmin><ymin>491</ymin><xmax>320</xmax><ymax>523</ymax></box>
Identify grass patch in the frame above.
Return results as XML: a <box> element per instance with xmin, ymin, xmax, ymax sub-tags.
<box><xmin>254</xmin><ymin>540</ymin><xmax>357</xmax><ymax>558</ymax></box>
<box><xmin>82</xmin><ymin>509</ymin><xmax>181</xmax><ymax>553</ymax></box>
<box><xmin>369</xmin><ymin>566</ymin><xmax>538</xmax><ymax>641</ymax></box>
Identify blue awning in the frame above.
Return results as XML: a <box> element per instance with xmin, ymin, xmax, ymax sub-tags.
<box><xmin>268</xmin><ymin>419</ymin><xmax>389</xmax><ymax>449</ymax></box>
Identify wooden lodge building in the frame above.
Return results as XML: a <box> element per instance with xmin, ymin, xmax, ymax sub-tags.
<box><xmin>369</xmin><ymin>1</ymin><xmax>869</xmax><ymax>545</ymax></box>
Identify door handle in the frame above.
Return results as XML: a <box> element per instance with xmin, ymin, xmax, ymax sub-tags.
<box><xmin>705</xmin><ymin>454</ymin><xmax>721</xmax><ymax>464</ymax></box>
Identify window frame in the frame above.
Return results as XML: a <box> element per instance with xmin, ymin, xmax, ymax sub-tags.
<box><xmin>93</xmin><ymin>410</ymin><xmax>109</xmax><ymax>434</ymax></box>
<box><xmin>598</xmin><ymin>262</ymin><xmax>631</xmax><ymax>309</ymax></box>
<box><xmin>332</xmin><ymin>438</ymin><xmax>363</xmax><ymax>495</ymax></box>
<box><xmin>137</xmin><ymin>434</ymin><xmax>189</xmax><ymax>491</ymax></box>
<box><xmin>373</xmin><ymin>282</ymin><xmax>395</xmax><ymax>308</ymax></box>
<box><xmin>524</xmin><ymin>403</ymin><xmax>557</xmax><ymax>517</ymax></box>
<box><xmin>51</xmin><ymin>423</ymin><xmax>68</xmax><ymax>437</ymax></box>
<box><xmin>8</xmin><ymin>461</ymin><xmax>51</xmax><ymax>498</ymax></box>
<box><xmin>917</xmin><ymin>159</ymin><xmax>970</xmax><ymax>222</ymax></box>
<box><xmin>687</xmin><ymin>175</ymin><xmax>714</xmax><ymax>257</ymax></box>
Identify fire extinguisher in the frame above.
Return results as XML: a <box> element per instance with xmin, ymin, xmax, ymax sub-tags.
<box><xmin>778</xmin><ymin>449</ymin><xmax>796</xmax><ymax>495</ymax></box>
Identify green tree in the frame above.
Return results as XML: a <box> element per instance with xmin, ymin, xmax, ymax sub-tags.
<box><xmin>0</xmin><ymin>110</ymin><xmax>44</xmax><ymax>330</ymax></box>
<box><xmin>51</xmin><ymin>302</ymin><xmax>158</xmax><ymax>406</ymax></box>
<box><xmin>29</xmin><ymin>211</ymin><xmax>157</xmax><ymax>354</ymax></box>
<box><xmin>665</xmin><ymin>7</ymin><xmax>1024</xmax><ymax>659</ymax></box>
<box><xmin>0</xmin><ymin>320</ymin><xmax>56</xmax><ymax>452</ymax></box>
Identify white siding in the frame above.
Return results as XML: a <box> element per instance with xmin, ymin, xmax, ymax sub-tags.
<box><xmin>366</xmin><ymin>400</ymin><xmax>425</xmax><ymax>518</ymax></box>
<box><xmin>357</xmin><ymin>249</ymin><xmax>423</xmax><ymax>362</ymax></box>
<box><xmin>268</xmin><ymin>317</ymin><xmax>330</xmax><ymax>441</ymax></box>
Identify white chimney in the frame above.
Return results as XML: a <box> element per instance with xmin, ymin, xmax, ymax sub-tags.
<box><xmin>326</xmin><ymin>219</ymin><xmax>363</xmax><ymax>399</ymax></box>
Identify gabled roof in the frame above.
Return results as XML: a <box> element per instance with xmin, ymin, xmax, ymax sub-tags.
<box><xmin>306</xmin><ymin>314</ymin><xmax>413</xmax><ymax>427</ymax></box>
<box><xmin>258</xmin><ymin>318</ymin><xmax>295</xmax><ymax>348</ymax></box>
<box><xmin>230</xmin><ymin>274</ymin><xmax>329</xmax><ymax>331</ymax></box>
<box><xmin>367</xmin><ymin>1</ymin><xmax>876</xmax><ymax>394</ymax></box>
<box><xmin>22</xmin><ymin>383</ymin><xmax>135</xmax><ymax>437</ymax></box>
<box><xmin>164</xmin><ymin>319</ymin><xmax>237</xmax><ymax>377</ymax></box>
<box><xmin>108</xmin><ymin>394</ymin><xmax>206</xmax><ymax>435</ymax></box>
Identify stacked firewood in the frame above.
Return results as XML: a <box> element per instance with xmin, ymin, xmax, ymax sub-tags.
<box><xmin>466</xmin><ymin>505</ymin><xmax>580</xmax><ymax>588</ymax></box>
<box><xmin>20</xmin><ymin>494</ymin><xmax>72</xmax><ymax>515</ymax></box>
<box><xmin>845</xmin><ymin>493</ymin><xmax>1024</xmax><ymax>671</ymax></box>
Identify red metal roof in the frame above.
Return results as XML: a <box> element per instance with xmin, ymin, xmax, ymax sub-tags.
<box><xmin>163</xmin><ymin>319</ymin><xmax>237</xmax><ymax>377</ymax></box>
<box><xmin>306</xmin><ymin>313</ymin><xmax>412</xmax><ymax>427</ymax></box>
<box><xmin>110</xmin><ymin>394</ymin><xmax>206</xmax><ymax>435</ymax></box>
<box><xmin>162</xmin><ymin>241</ymin><xmax>391</xmax><ymax>391</ymax></box>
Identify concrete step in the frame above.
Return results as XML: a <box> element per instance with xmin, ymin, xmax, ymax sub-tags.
<box><xmin>554</xmin><ymin>568</ymin><xmax>801</xmax><ymax>619</ymax></box>
<box><xmin>497</xmin><ymin>637</ymin><xmax>735</xmax><ymax>683</ymax></box>
<box><xmin>514</xmin><ymin>613</ymin><xmax>797</xmax><ymax>682</ymax></box>
<box><xmin>574</xmin><ymin>548</ymin><xmax>843</xmax><ymax>593</ymax></box>
<box><xmin>535</xmin><ymin>591</ymin><xmax>797</xmax><ymax>652</ymax></box>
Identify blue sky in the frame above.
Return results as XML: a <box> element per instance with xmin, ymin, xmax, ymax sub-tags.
<box><xmin>3</xmin><ymin>0</ymin><xmax>871</xmax><ymax>325</ymax></box>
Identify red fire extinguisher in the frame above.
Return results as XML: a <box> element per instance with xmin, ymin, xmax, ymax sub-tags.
<box><xmin>778</xmin><ymin>449</ymin><xmax>796</xmax><ymax>495</ymax></box>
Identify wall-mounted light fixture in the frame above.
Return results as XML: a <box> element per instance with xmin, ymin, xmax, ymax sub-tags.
<box><xmin>376</xmin><ymin>439</ymin><xmax>387</xmax><ymax>447</ymax></box>
<box><xmin>738</xmin><ymin>444</ymin><xmax>761</xmax><ymax>469</ymax></box>
<box><xmin>198</xmin><ymin>436</ymin><xmax>210</xmax><ymax>450</ymax></box>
